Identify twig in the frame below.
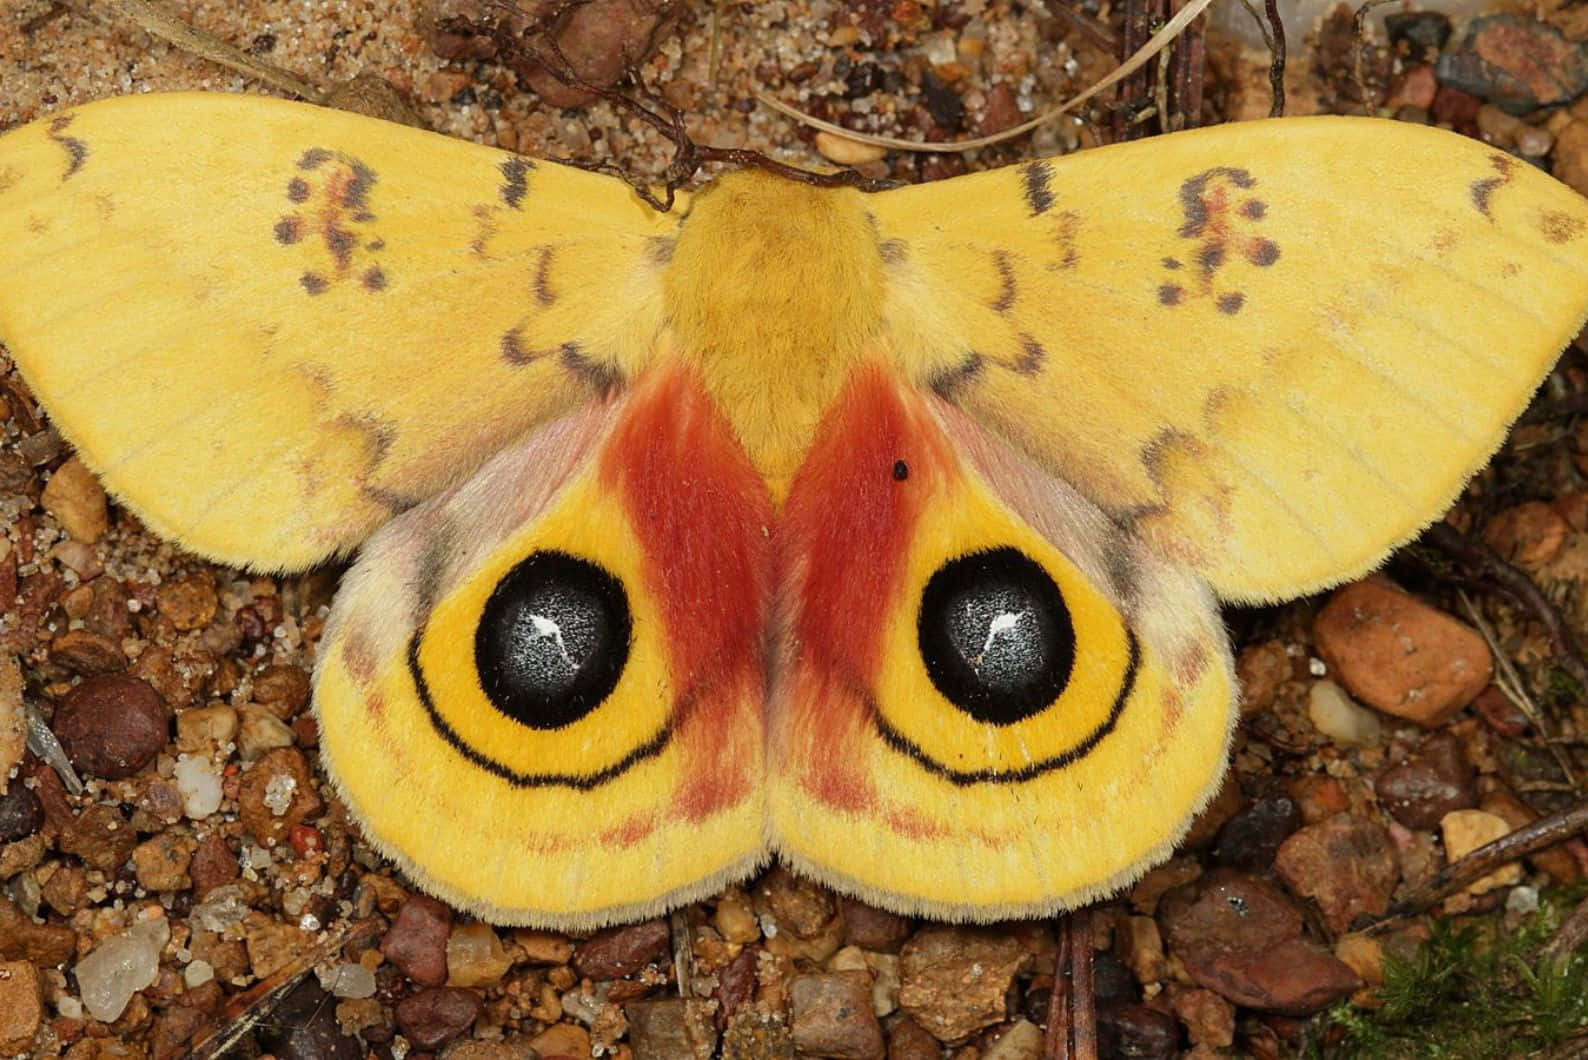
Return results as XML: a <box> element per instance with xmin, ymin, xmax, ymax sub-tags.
<box><xmin>1539</xmin><ymin>893</ymin><xmax>1588</xmax><ymax>969</ymax></box>
<box><xmin>1042</xmin><ymin>911</ymin><xmax>1097</xmax><ymax>1060</ymax></box>
<box><xmin>1263</xmin><ymin>0</ymin><xmax>1285</xmax><ymax>116</ymax></box>
<box><xmin>1351</xmin><ymin>0</ymin><xmax>1399</xmax><ymax>110</ymax></box>
<box><xmin>1382</xmin><ymin>802</ymin><xmax>1588</xmax><ymax>920</ymax></box>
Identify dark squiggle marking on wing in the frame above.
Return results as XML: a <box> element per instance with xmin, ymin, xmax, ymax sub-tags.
<box><xmin>500</xmin><ymin>158</ymin><xmax>534</xmax><ymax>209</ymax></box>
<box><xmin>47</xmin><ymin>116</ymin><xmax>88</xmax><ymax>179</ymax></box>
<box><xmin>1023</xmin><ymin>159</ymin><xmax>1055</xmax><ymax>216</ymax></box>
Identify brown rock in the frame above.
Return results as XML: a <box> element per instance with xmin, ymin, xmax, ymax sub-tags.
<box><xmin>1436</xmin><ymin>13</ymin><xmax>1588</xmax><ymax>110</ymax></box>
<box><xmin>1167</xmin><ymin>985</ymin><xmax>1234</xmax><ymax>1048</ymax></box>
<box><xmin>1482</xmin><ymin>501</ymin><xmax>1568</xmax><ymax>567</ymax></box>
<box><xmin>526</xmin><ymin>1021</ymin><xmax>592</xmax><ymax>1056</ymax></box>
<box><xmin>41</xmin><ymin>457</ymin><xmax>108</xmax><ymax>543</ymax></box>
<box><xmin>1287</xmin><ymin>775</ymin><xmax>1350</xmax><ymax>825</ymax></box>
<box><xmin>886</xmin><ymin>1016</ymin><xmax>940</xmax><ymax>1059</ymax></box>
<box><xmin>1375</xmin><ymin>731</ymin><xmax>1478</xmax><ymax>830</ymax></box>
<box><xmin>758</xmin><ymin>866</ymin><xmax>838</xmax><ymax>938</ymax></box>
<box><xmin>574</xmin><ymin>918</ymin><xmax>670</xmax><ymax>979</ymax></box>
<box><xmin>1160</xmin><ymin>869</ymin><xmax>1302</xmax><ymax>962</ymax></box>
<box><xmin>155</xmin><ymin>573</ymin><xmax>218</xmax><ymax>631</ymax></box>
<box><xmin>0</xmin><ymin>897</ymin><xmax>76</xmax><ymax>965</ymax></box>
<box><xmin>243</xmin><ymin>914</ymin><xmax>313</xmax><ymax>979</ymax></box>
<box><xmin>898</xmin><ymin>926</ymin><xmax>1031</xmax><ymax>1042</ymax></box>
<box><xmin>1313</xmin><ymin>579</ymin><xmax>1492</xmax><ymax>726</ymax></box>
<box><xmin>236</xmin><ymin>747</ymin><xmax>323</xmax><ymax>847</ymax></box>
<box><xmin>53</xmin><ymin>674</ymin><xmax>167</xmax><ymax>780</ymax></box>
<box><xmin>1211</xmin><ymin>794</ymin><xmax>1300</xmax><ymax>871</ymax></box>
<box><xmin>0</xmin><ymin>959</ymin><xmax>42</xmax><ymax>1053</ymax></box>
<box><xmin>0</xmin><ymin>782</ymin><xmax>44</xmax><ymax>841</ymax></box>
<box><xmin>49</xmin><ymin>629</ymin><xmax>127</xmax><ymax>674</ymax></box>
<box><xmin>1235</xmin><ymin>639</ymin><xmax>1292</xmax><ymax>715</ymax></box>
<box><xmin>791</xmin><ymin>971</ymin><xmax>884</xmax><ymax>1059</ymax></box>
<box><xmin>1096</xmin><ymin>1002</ymin><xmax>1178</xmax><ymax>1058</ymax></box>
<box><xmin>1197</xmin><ymin>938</ymin><xmax>1361</xmax><ymax>1013</ymax></box>
<box><xmin>625</xmin><ymin>997</ymin><xmax>717</xmax><ymax>1059</ymax></box>
<box><xmin>839</xmin><ymin>897</ymin><xmax>912</xmax><ymax>953</ymax></box>
<box><xmin>974</xmin><ymin>82</ymin><xmax>1023</xmax><ymax>138</ymax></box>
<box><xmin>132</xmin><ymin>833</ymin><xmax>196</xmax><ymax>892</ymax></box>
<box><xmin>1273</xmin><ymin>814</ymin><xmax>1400</xmax><ymax>934</ymax></box>
<box><xmin>395</xmin><ymin>986</ymin><xmax>483</xmax><ymax>1050</ymax></box>
<box><xmin>383</xmin><ymin>894</ymin><xmax>453</xmax><ymax>987</ymax></box>
<box><xmin>1129</xmin><ymin>856</ymin><xmax>1203</xmax><ymax>915</ymax></box>
<box><xmin>1179</xmin><ymin>771</ymin><xmax>1244</xmax><ymax>850</ymax></box>
<box><xmin>511</xmin><ymin>928</ymin><xmax>573</xmax><ymax>965</ymax></box>
<box><xmin>58</xmin><ymin>803</ymin><xmax>137</xmax><ymax>872</ymax></box>
<box><xmin>521</xmin><ymin>0</ymin><xmax>676</xmax><ymax>108</ymax></box>
<box><xmin>1440</xmin><ymin>809</ymin><xmax>1522</xmax><ymax>894</ymax></box>
<box><xmin>252</xmin><ymin>664</ymin><xmax>312</xmax><ymax>718</ymax></box>
<box><xmin>1384</xmin><ymin>63</ymin><xmax>1438</xmax><ymax>109</ymax></box>
<box><xmin>41</xmin><ymin>864</ymin><xmax>87</xmax><ymax>915</ymax></box>
<box><xmin>189</xmin><ymin>833</ymin><xmax>239</xmax><ymax>898</ymax></box>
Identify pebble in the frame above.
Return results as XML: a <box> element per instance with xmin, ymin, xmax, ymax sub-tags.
<box><xmin>0</xmin><ymin>782</ymin><xmax>44</xmax><ymax>841</ymax></box>
<box><xmin>189</xmin><ymin>833</ymin><xmax>240</xmax><ymax>898</ymax></box>
<box><xmin>625</xmin><ymin>997</ymin><xmax>715</xmax><ymax>1058</ymax></box>
<box><xmin>1273</xmin><ymin>814</ymin><xmax>1400</xmax><ymax>934</ymax></box>
<box><xmin>0</xmin><ymin>896</ymin><xmax>77</xmax><ymax>965</ymax></box>
<box><xmin>75</xmin><ymin>915</ymin><xmax>170</xmax><ymax>1023</ymax></box>
<box><xmin>40</xmin><ymin>457</ymin><xmax>108</xmax><ymax>543</ymax></box>
<box><xmin>1122</xmin><ymin>915</ymin><xmax>1165</xmax><ymax>984</ymax></box>
<box><xmin>1375</xmin><ymin>731</ymin><xmax>1478</xmax><ymax>829</ymax></box>
<box><xmin>236</xmin><ymin>705</ymin><xmax>295</xmax><ymax>760</ymax></box>
<box><xmin>815</xmin><ymin>130</ymin><xmax>888</xmax><ymax>166</ymax></box>
<box><xmin>237</xmin><ymin>747</ymin><xmax>324</xmax><ymax>847</ymax></box>
<box><xmin>0</xmin><ymin>960</ymin><xmax>42</xmax><ymax>1053</ymax></box>
<box><xmin>447</xmin><ymin>922</ymin><xmax>514</xmax><ymax>987</ymax></box>
<box><xmin>981</xmin><ymin>1018</ymin><xmax>1043</xmax><ymax>1060</ymax></box>
<box><xmin>885</xmin><ymin>1016</ymin><xmax>940</xmax><ymax>1059</ymax></box>
<box><xmin>1440</xmin><ymin>809</ymin><xmax>1523</xmax><ymax>894</ymax></box>
<box><xmin>1159</xmin><ymin>870</ymin><xmax>1359</xmax><ymax>1013</ymax></box>
<box><xmin>1313</xmin><ymin>579</ymin><xmax>1492</xmax><ymax>727</ymax></box>
<box><xmin>252</xmin><ymin>664</ymin><xmax>312</xmax><ymax>718</ymax></box>
<box><xmin>131</xmin><ymin>833</ymin><xmax>195</xmax><ymax>892</ymax></box>
<box><xmin>574</xmin><ymin>918</ymin><xmax>670</xmax><ymax>979</ymax></box>
<box><xmin>1385</xmin><ymin>10</ymin><xmax>1452</xmax><ymax>61</ymax></box>
<box><xmin>397</xmin><ymin>986</ymin><xmax>483</xmax><ymax>1049</ymax></box>
<box><xmin>1211</xmin><ymin>794</ymin><xmax>1301</xmax><ymax>871</ymax></box>
<box><xmin>1384</xmin><ymin>64</ymin><xmax>1438</xmax><ymax>110</ymax></box>
<box><xmin>1482</xmin><ymin>501</ymin><xmax>1569</xmax><ymax>567</ymax></box>
<box><xmin>244</xmin><ymin>917</ymin><xmax>313</xmax><ymax>979</ymax></box>
<box><xmin>712</xmin><ymin>889</ymin><xmax>760</xmax><ymax>944</ymax></box>
<box><xmin>526</xmin><ymin>1021</ymin><xmax>592</xmax><ymax>1056</ymax></box>
<box><xmin>838</xmin><ymin>896</ymin><xmax>911</xmax><ymax>953</ymax></box>
<box><xmin>1097</xmin><ymin>1002</ymin><xmax>1178</xmax><ymax>1060</ymax></box>
<box><xmin>898</xmin><ymin>926</ymin><xmax>1030</xmax><ymax>1041</ymax></box>
<box><xmin>1333</xmin><ymin>932</ymin><xmax>1384</xmax><ymax>986</ymax></box>
<box><xmin>41</xmin><ymin>864</ymin><xmax>86</xmax><ymax>915</ymax></box>
<box><xmin>1234</xmin><ymin>640</ymin><xmax>1292</xmax><ymax>715</ymax></box>
<box><xmin>173</xmin><ymin>753</ymin><xmax>224</xmax><ymax>820</ymax></box>
<box><xmin>53</xmin><ymin>674</ymin><xmax>168</xmax><ymax>780</ymax></box>
<box><xmin>382</xmin><ymin>893</ymin><xmax>453</xmax><ymax>986</ymax></box>
<box><xmin>1306</xmin><ymin>680</ymin><xmax>1382</xmax><ymax>747</ymax></box>
<box><xmin>1167</xmin><ymin>985</ymin><xmax>1235</xmax><ymax>1048</ymax></box>
<box><xmin>257</xmin><ymin>978</ymin><xmax>364</xmax><ymax>1060</ymax></box>
<box><xmin>316</xmin><ymin>962</ymin><xmax>377</xmax><ymax>999</ymax></box>
<box><xmin>512</xmin><ymin>928</ymin><xmax>573</xmax><ymax>965</ymax></box>
<box><xmin>49</xmin><ymin>629</ymin><xmax>126</xmax><ymax>674</ymax></box>
<box><xmin>58</xmin><ymin>803</ymin><xmax>138</xmax><ymax>872</ymax></box>
<box><xmin>758</xmin><ymin>866</ymin><xmax>838</xmax><ymax>939</ymax></box>
<box><xmin>1436</xmin><ymin>13</ymin><xmax>1588</xmax><ymax>110</ymax></box>
<box><xmin>154</xmin><ymin>572</ymin><xmax>218</xmax><ymax>631</ymax></box>
<box><xmin>790</xmin><ymin>971</ymin><xmax>884</xmax><ymax>1059</ymax></box>
<box><xmin>1287</xmin><ymin>775</ymin><xmax>1350</xmax><ymax>824</ymax></box>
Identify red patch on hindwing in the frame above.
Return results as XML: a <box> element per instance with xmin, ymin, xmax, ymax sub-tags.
<box><xmin>600</xmin><ymin>363</ymin><xmax>773</xmax><ymax>819</ymax></box>
<box><xmin>775</xmin><ymin>364</ymin><xmax>954</xmax><ymax>809</ymax></box>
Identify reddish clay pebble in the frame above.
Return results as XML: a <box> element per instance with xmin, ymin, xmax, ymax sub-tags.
<box><xmin>53</xmin><ymin>674</ymin><xmax>167</xmax><ymax>779</ymax></box>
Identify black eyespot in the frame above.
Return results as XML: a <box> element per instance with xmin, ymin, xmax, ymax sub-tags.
<box><xmin>893</xmin><ymin>459</ymin><xmax>910</xmax><ymax>481</ymax></box>
<box><xmin>474</xmin><ymin>551</ymin><xmax>631</xmax><ymax>730</ymax></box>
<box><xmin>917</xmin><ymin>547</ymin><xmax>1075</xmax><ymax>725</ymax></box>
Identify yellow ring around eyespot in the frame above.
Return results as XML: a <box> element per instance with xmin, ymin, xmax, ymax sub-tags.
<box><xmin>871</xmin><ymin>469</ymin><xmax>1130</xmax><ymax>774</ymax></box>
<box><xmin>413</xmin><ymin>467</ymin><xmax>674</xmax><ymax>781</ymax></box>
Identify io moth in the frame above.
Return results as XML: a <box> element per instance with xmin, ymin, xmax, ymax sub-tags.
<box><xmin>2</xmin><ymin>92</ymin><xmax>1586</xmax><ymax>928</ymax></box>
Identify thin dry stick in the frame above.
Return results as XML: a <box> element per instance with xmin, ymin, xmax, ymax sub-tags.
<box><xmin>1262</xmin><ymin>0</ymin><xmax>1285</xmax><ymax>116</ymax></box>
<box><xmin>1043</xmin><ymin>916</ymin><xmax>1074</xmax><ymax>1060</ymax></box>
<box><xmin>754</xmin><ymin>0</ymin><xmax>1217</xmax><ymax>154</ymax></box>
<box><xmin>101</xmin><ymin>0</ymin><xmax>324</xmax><ymax>101</ymax></box>
<box><xmin>1458</xmin><ymin>589</ymin><xmax>1580</xmax><ymax>790</ymax></box>
<box><xmin>1384</xmin><ymin>802</ymin><xmax>1588</xmax><ymax>919</ymax></box>
<box><xmin>1351</xmin><ymin>0</ymin><xmax>1400</xmax><ymax>110</ymax></box>
<box><xmin>1071</xmin><ymin>911</ymin><xmax>1097</xmax><ymax>1060</ymax></box>
<box><xmin>1540</xmin><ymin>893</ymin><xmax>1588</xmax><ymax>969</ymax></box>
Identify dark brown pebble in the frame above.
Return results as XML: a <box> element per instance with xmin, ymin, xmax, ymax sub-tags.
<box><xmin>885</xmin><ymin>1016</ymin><xmax>940</xmax><ymax>1059</ymax></box>
<box><xmin>1375</xmin><ymin>730</ymin><xmax>1479</xmax><ymax>830</ymax></box>
<box><xmin>839</xmin><ymin>896</ymin><xmax>912</xmax><ymax>953</ymax></box>
<box><xmin>53</xmin><ymin>674</ymin><xmax>167</xmax><ymax>779</ymax></box>
<box><xmin>1097</xmin><ymin>1001</ymin><xmax>1179</xmax><ymax>1060</ymax></box>
<box><xmin>258</xmin><ymin>978</ymin><xmax>364</xmax><ymax>1060</ymax></box>
<box><xmin>253</xmin><ymin>664</ymin><xmax>312</xmax><ymax>718</ymax></box>
<box><xmin>573</xmin><ymin>918</ymin><xmax>669</xmax><ymax>979</ymax></box>
<box><xmin>48</xmin><ymin>629</ymin><xmax>127</xmax><ymax>674</ymax></box>
<box><xmin>1274</xmin><ymin>814</ymin><xmax>1400</xmax><ymax>934</ymax></box>
<box><xmin>1211</xmin><ymin>794</ymin><xmax>1301</xmax><ymax>871</ymax></box>
<box><xmin>1385</xmin><ymin>10</ymin><xmax>1451</xmax><ymax>61</ymax></box>
<box><xmin>0</xmin><ymin>783</ymin><xmax>43</xmax><ymax>841</ymax></box>
<box><xmin>1436</xmin><ymin>13</ymin><xmax>1588</xmax><ymax>110</ymax></box>
<box><xmin>395</xmin><ymin>986</ymin><xmax>483</xmax><ymax>1049</ymax></box>
<box><xmin>190</xmin><ymin>833</ymin><xmax>240</xmax><ymax>899</ymax></box>
<box><xmin>790</xmin><ymin>971</ymin><xmax>884</xmax><ymax>1060</ymax></box>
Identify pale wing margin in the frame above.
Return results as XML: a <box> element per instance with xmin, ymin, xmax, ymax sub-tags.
<box><xmin>0</xmin><ymin>92</ymin><xmax>681</xmax><ymax>570</ymax></box>
<box><xmin>869</xmin><ymin>116</ymin><xmax>1588</xmax><ymax>602</ymax></box>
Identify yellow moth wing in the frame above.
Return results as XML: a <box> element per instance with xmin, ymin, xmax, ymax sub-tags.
<box><xmin>870</xmin><ymin>117</ymin><xmax>1588</xmax><ymax>603</ymax></box>
<box><xmin>0</xmin><ymin>92</ymin><xmax>679</xmax><ymax>569</ymax></box>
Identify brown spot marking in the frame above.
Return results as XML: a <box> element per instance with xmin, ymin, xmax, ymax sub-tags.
<box><xmin>1172</xmin><ymin>642</ymin><xmax>1209</xmax><ymax>687</ymax></box>
<box><xmin>1050</xmin><ymin>210</ymin><xmax>1081</xmax><ymax>270</ymax></box>
<box><xmin>1469</xmin><ymin>155</ymin><xmax>1517</xmax><ymax>219</ymax></box>
<box><xmin>562</xmin><ymin>344</ymin><xmax>621</xmax><ymax>397</ymax></box>
<box><xmin>534</xmin><ymin>245</ymin><xmax>557</xmax><ymax>306</ymax></box>
<box><xmin>342</xmin><ymin>631</ymin><xmax>379</xmax><ymax>685</ymax></box>
<box><xmin>1162</xmin><ymin>167</ymin><xmax>1278</xmax><ymax>313</ymax></box>
<box><xmin>1500</xmin><ymin>261</ymin><xmax>1522</xmax><ymax>278</ymax></box>
<box><xmin>0</xmin><ymin>164</ymin><xmax>21</xmax><ymax>196</ymax></box>
<box><xmin>1541</xmin><ymin>210</ymin><xmax>1587</xmax><ymax>244</ymax></box>
<box><xmin>470</xmin><ymin>204</ymin><xmax>498</xmax><ymax>256</ymax></box>
<box><xmin>501</xmin><ymin>330</ymin><xmax>537</xmax><ymax>365</ymax></box>
<box><xmin>879</xmin><ymin>238</ymin><xmax>908</xmax><ymax>266</ymax></box>
<box><xmin>282</xmin><ymin>148</ymin><xmax>385</xmax><ymax>294</ymax></box>
<box><xmin>1015</xmin><ymin>334</ymin><xmax>1045</xmax><ymax>374</ymax></box>
<box><xmin>47</xmin><ymin>115</ymin><xmax>88</xmax><ymax>179</ymax></box>
<box><xmin>930</xmin><ymin>353</ymin><xmax>984</xmax><ymax>398</ymax></box>
<box><xmin>1023</xmin><ymin>159</ymin><xmax>1055</xmax><ymax>216</ymax></box>
<box><xmin>500</xmin><ymin>157</ymin><xmax>534</xmax><ymax>209</ymax></box>
<box><xmin>989</xmin><ymin>250</ymin><xmax>1017</xmax><ymax>314</ymax></box>
<box><xmin>886</xmin><ymin>806</ymin><xmax>950</xmax><ymax>841</ymax></box>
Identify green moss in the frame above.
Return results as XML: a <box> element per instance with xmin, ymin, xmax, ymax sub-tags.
<box><xmin>1318</xmin><ymin>890</ymin><xmax>1588</xmax><ymax>1059</ymax></box>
